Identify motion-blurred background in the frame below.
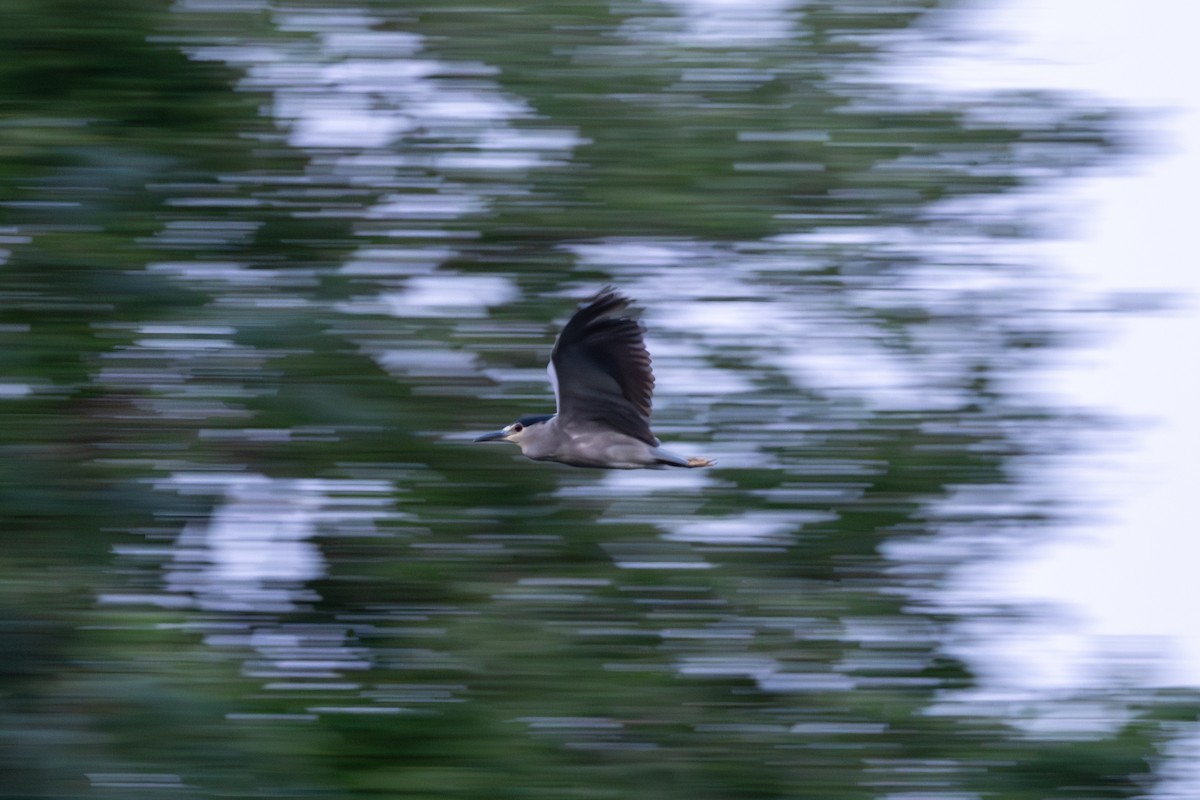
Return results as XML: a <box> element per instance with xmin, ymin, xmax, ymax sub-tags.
<box><xmin>3</xmin><ymin>1</ymin><xmax>1198</xmax><ymax>797</ymax></box>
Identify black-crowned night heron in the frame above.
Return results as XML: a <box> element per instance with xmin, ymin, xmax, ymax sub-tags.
<box><xmin>475</xmin><ymin>289</ymin><xmax>714</xmax><ymax>469</ymax></box>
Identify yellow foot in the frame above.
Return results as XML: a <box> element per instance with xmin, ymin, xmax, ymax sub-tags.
<box><xmin>686</xmin><ymin>456</ymin><xmax>715</xmax><ymax>468</ymax></box>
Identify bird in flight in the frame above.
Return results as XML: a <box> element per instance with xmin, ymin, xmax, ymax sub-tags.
<box><xmin>475</xmin><ymin>289</ymin><xmax>714</xmax><ymax>469</ymax></box>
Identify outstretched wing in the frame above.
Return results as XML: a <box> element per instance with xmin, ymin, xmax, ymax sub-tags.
<box><xmin>549</xmin><ymin>288</ymin><xmax>657</xmax><ymax>446</ymax></box>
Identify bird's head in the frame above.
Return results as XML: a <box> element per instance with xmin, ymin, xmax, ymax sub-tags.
<box><xmin>474</xmin><ymin>414</ymin><xmax>555</xmax><ymax>447</ymax></box>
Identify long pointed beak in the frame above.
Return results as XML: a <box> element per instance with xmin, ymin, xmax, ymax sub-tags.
<box><xmin>474</xmin><ymin>429</ymin><xmax>509</xmax><ymax>443</ymax></box>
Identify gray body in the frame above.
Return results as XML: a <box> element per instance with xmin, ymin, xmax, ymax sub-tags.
<box><xmin>516</xmin><ymin>415</ymin><xmax>694</xmax><ymax>469</ymax></box>
<box><xmin>474</xmin><ymin>289</ymin><xmax>712</xmax><ymax>470</ymax></box>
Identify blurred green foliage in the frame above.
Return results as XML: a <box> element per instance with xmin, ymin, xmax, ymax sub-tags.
<box><xmin>0</xmin><ymin>1</ymin><xmax>1195</xmax><ymax>799</ymax></box>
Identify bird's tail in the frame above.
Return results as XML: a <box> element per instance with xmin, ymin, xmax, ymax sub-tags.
<box><xmin>652</xmin><ymin>447</ymin><xmax>715</xmax><ymax>468</ymax></box>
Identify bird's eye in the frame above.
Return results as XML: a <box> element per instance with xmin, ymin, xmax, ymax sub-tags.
<box><xmin>511</xmin><ymin>423</ymin><xmax>524</xmax><ymax>433</ymax></box>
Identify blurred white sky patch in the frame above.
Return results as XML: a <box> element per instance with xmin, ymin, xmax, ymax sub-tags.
<box><xmin>633</xmin><ymin>0</ymin><xmax>799</xmax><ymax>47</ymax></box>
<box><xmin>334</xmin><ymin>274</ymin><xmax>520</xmax><ymax>320</ymax></box>
<box><xmin>570</xmin><ymin>240</ymin><xmax>949</xmax><ymax>410</ymax></box>
<box><xmin>157</xmin><ymin>473</ymin><xmax>393</xmax><ymax>614</ymax></box>
<box><xmin>890</xmin><ymin>0</ymin><xmax>1200</xmax><ymax>694</ymax></box>
<box><xmin>380</xmin><ymin>275</ymin><xmax>520</xmax><ymax>318</ymax></box>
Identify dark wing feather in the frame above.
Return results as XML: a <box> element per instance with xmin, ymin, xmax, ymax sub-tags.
<box><xmin>550</xmin><ymin>289</ymin><xmax>657</xmax><ymax>446</ymax></box>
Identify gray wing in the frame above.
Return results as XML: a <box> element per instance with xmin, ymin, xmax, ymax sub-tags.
<box><xmin>549</xmin><ymin>289</ymin><xmax>657</xmax><ymax>446</ymax></box>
